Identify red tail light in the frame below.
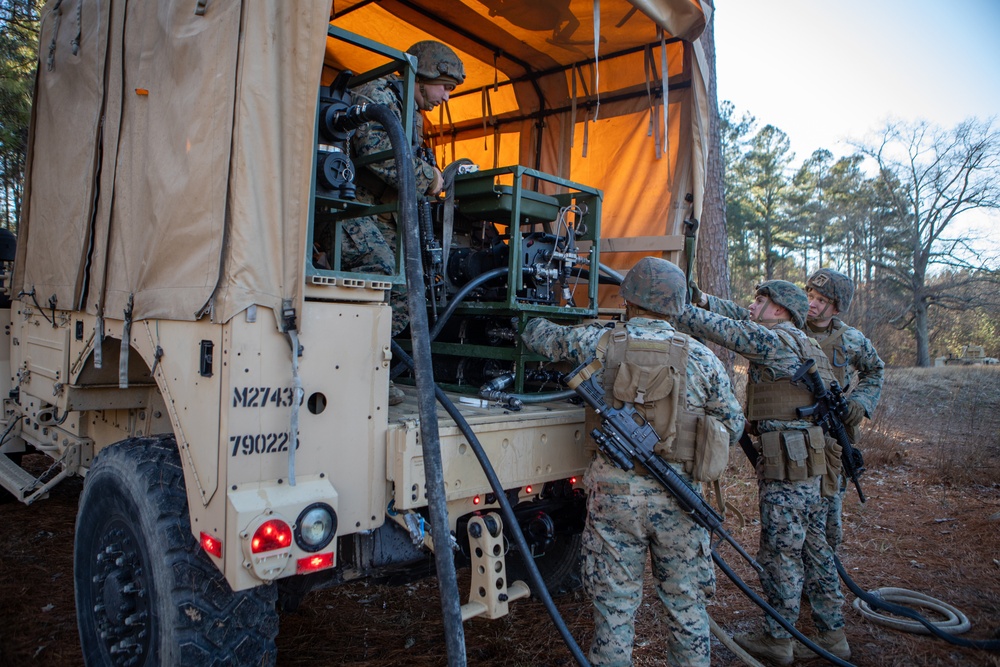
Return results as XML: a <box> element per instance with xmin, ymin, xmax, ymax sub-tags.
<box><xmin>200</xmin><ymin>532</ymin><xmax>222</xmax><ymax>558</ymax></box>
<box><xmin>297</xmin><ymin>552</ymin><xmax>335</xmax><ymax>573</ymax></box>
<box><xmin>251</xmin><ymin>519</ymin><xmax>292</xmax><ymax>553</ymax></box>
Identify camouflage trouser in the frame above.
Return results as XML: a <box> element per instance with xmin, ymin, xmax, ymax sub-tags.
<box><xmin>758</xmin><ymin>477</ymin><xmax>844</xmax><ymax>639</ymax></box>
<box><xmin>341</xmin><ymin>213</ymin><xmax>409</xmax><ymax>336</ymax></box>
<box><xmin>822</xmin><ymin>483</ymin><xmax>847</xmax><ymax>551</ymax></box>
<box><xmin>581</xmin><ymin>456</ymin><xmax>714</xmax><ymax>667</ymax></box>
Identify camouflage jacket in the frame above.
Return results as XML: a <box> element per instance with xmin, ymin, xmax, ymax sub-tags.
<box><xmin>807</xmin><ymin>318</ymin><xmax>884</xmax><ymax>417</ymax></box>
<box><xmin>675</xmin><ymin>296</ymin><xmax>827</xmax><ymax>434</ymax></box>
<box><xmin>351</xmin><ymin>75</ymin><xmax>437</xmax><ymax>203</ymax></box>
<box><xmin>522</xmin><ymin>317</ymin><xmax>744</xmax><ymax>444</ymax></box>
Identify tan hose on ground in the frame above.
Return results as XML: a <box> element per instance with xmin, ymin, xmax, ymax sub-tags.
<box><xmin>710</xmin><ymin>615</ymin><xmax>765</xmax><ymax>667</ymax></box>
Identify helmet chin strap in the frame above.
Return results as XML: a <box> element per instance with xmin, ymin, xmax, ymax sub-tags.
<box><xmin>416</xmin><ymin>82</ymin><xmax>434</xmax><ymax>111</ymax></box>
<box><xmin>811</xmin><ymin>301</ymin><xmax>833</xmax><ymax>323</ymax></box>
<box><xmin>752</xmin><ymin>296</ymin><xmax>787</xmax><ymax>328</ymax></box>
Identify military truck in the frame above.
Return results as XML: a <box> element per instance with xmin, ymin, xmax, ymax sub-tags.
<box><xmin>937</xmin><ymin>345</ymin><xmax>999</xmax><ymax>366</ymax></box>
<box><xmin>4</xmin><ymin>1</ymin><xmax>713</xmax><ymax>664</ymax></box>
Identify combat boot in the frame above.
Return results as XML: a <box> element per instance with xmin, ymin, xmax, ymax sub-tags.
<box><xmin>792</xmin><ymin>628</ymin><xmax>851</xmax><ymax>661</ymax></box>
<box><xmin>734</xmin><ymin>632</ymin><xmax>793</xmax><ymax>666</ymax></box>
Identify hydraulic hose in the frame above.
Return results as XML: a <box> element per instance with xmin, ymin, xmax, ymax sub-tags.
<box><xmin>836</xmin><ymin>556</ymin><xmax>1000</xmax><ymax>651</ymax></box>
<box><xmin>598</xmin><ymin>262</ymin><xmax>624</xmax><ymax>284</ymax></box>
<box><xmin>430</xmin><ymin>266</ymin><xmax>510</xmax><ymax>341</ymax></box>
<box><xmin>390</xmin><ymin>266</ymin><xmax>510</xmax><ymax>382</ymax></box>
<box><xmin>391</xmin><ymin>341</ymin><xmax>591</xmax><ymax>667</ymax></box>
<box><xmin>358</xmin><ymin>103</ymin><xmax>467</xmax><ymax>666</ymax></box>
<box><xmin>712</xmin><ymin>552</ymin><xmax>855</xmax><ymax>667</ymax></box>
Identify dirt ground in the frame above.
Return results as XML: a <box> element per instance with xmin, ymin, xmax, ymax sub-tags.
<box><xmin>1</xmin><ymin>367</ymin><xmax>998</xmax><ymax>666</ymax></box>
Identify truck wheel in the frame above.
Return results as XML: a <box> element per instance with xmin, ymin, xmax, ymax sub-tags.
<box><xmin>75</xmin><ymin>436</ymin><xmax>278</xmax><ymax>667</ymax></box>
<box><xmin>507</xmin><ymin>532</ymin><xmax>583</xmax><ymax>595</ymax></box>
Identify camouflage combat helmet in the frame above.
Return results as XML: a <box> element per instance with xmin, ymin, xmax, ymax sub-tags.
<box><xmin>756</xmin><ymin>280</ymin><xmax>808</xmax><ymax>329</ymax></box>
<box><xmin>406</xmin><ymin>41</ymin><xmax>466</xmax><ymax>87</ymax></box>
<box><xmin>806</xmin><ymin>268</ymin><xmax>854</xmax><ymax>312</ymax></box>
<box><xmin>620</xmin><ymin>257</ymin><xmax>686</xmax><ymax>316</ymax></box>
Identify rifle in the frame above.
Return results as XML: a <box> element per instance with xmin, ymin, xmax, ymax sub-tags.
<box><xmin>791</xmin><ymin>358</ymin><xmax>867</xmax><ymax>503</ymax></box>
<box><xmin>682</xmin><ymin>205</ymin><xmax>699</xmax><ymax>304</ymax></box>
<box><xmin>738</xmin><ymin>426</ymin><xmax>760</xmax><ymax>467</ymax></box>
<box><xmin>415</xmin><ymin>146</ymin><xmax>445</xmax><ymax>314</ymax></box>
<box><xmin>564</xmin><ymin>357</ymin><xmax>762</xmax><ymax>573</ymax></box>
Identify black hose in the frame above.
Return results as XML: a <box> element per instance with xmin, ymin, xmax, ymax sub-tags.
<box><xmin>390</xmin><ymin>266</ymin><xmax>511</xmax><ymax>382</ymax></box>
<box><xmin>712</xmin><ymin>551</ymin><xmax>856</xmax><ymax>667</ymax></box>
<box><xmin>568</xmin><ymin>268</ymin><xmax>626</xmax><ymax>286</ymax></box>
<box><xmin>361</xmin><ymin>103</ymin><xmax>467</xmax><ymax>666</ymax></box>
<box><xmin>430</xmin><ymin>266</ymin><xmax>510</xmax><ymax>341</ymax></box>
<box><xmin>509</xmin><ymin>388</ymin><xmax>577</xmax><ymax>403</ymax></box>
<box><xmin>835</xmin><ymin>556</ymin><xmax>1000</xmax><ymax>651</ymax></box>
<box><xmin>391</xmin><ymin>341</ymin><xmax>591</xmax><ymax>667</ymax></box>
<box><xmin>598</xmin><ymin>262</ymin><xmax>624</xmax><ymax>284</ymax></box>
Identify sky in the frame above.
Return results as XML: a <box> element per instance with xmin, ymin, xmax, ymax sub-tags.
<box><xmin>713</xmin><ymin>0</ymin><xmax>1000</xmax><ymax>164</ymax></box>
<box><xmin>713</xmin><ymin>0</ymin><xmax>1000</xmax><ymax>254</ymax></box>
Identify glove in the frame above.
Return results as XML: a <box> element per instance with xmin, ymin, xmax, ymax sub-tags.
<box><xmin>843</xmin><ymin>399</ymin><xmax>866</xmax><ymax>427</ymax></box>
<box><xmin>688</xmin><ymin>281</ymin><xmax>707</xmax><ymax>307</ymax></box>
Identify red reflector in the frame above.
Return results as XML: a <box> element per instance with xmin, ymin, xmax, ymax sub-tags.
<box><xmin>570</xmin><ymin>477</ymin><xmax>578</xmax><ymax>485</ymax></box>
<box><xmin>251</xmin><ymin>519</ymin><xmax>293</xmax><ymax>554</ymax></box>
<box><xmin>473</xmin><ymin>495</ymin><xmax>481</xmax><ymax>505</ymax></box>
<box><xmin>296</xmin><ymin>552</ymin><xmax>334</xmax><ymax>573</ymax></box>
<box><xmin>525</xmin><ymin>485</ymin><xmax>532</xmax><ymax>494</ymax></box>
<box><xmin>200</xmin><ymin>532</ymin><xmax>222</xmax><ymax>558</ymax></box>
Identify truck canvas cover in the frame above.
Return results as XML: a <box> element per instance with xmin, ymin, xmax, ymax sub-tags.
<box><xmin>16</xmin><ymin>0</ymin><xmax>711</xmax><ymax>328</ymax></box>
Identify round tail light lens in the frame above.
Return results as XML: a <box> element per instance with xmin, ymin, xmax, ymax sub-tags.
<box><xmin>294</xmin><ymin>503</ymin><xmax>337</xmax><ymax>552</ymax></box>
<box><xmin>251</xmin><ymin>519</ymin><xmax>293</xmax><ymax>554</ymax></box>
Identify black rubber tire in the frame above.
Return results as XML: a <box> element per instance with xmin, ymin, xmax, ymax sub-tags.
<box><xmin>507</xmin><ymin>532</ymin><xmax>583</xmax><ymax>595</ymax></box>
<box><xmin>74</xmin><ymin>436</ymin><xmax>278</xmax><ymax>667</ymax></box>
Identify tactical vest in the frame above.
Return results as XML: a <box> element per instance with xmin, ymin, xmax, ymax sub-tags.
<box><xmin>594</xmin><ymin>323</ymin><xmax>729</xmax><ymax>482</ymax></box>
<box><xmin>815</xmin><ymin>319</ymin><xmax>849</xmax><ymax>387</ymax></box>
<box><xmin>745</xmin><ymin>327</ymin><xmax>839</xmax><ymax>486</ymax></box>
<box><xmin>746</xmin><ymin>327</ymin><xmax>838</xmax><ymax>421</ymax></box>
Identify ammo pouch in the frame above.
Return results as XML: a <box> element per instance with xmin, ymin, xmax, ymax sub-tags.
<box><xmin>759</xmin><ymin>426</ymin><xmax>826</xmax><ymax>482</ymax></box>
<box><xmin>684</xmin><ymin>414</ymin><xmax>731</xmax><ymax>483</ymax></box>
<box><xmin>821</xmin><ymin>436</ymin><xmax>844</xmax><ymax>498</ymax></box>
<box><xmin>598</xmin><ymin>325</ymin><xmax>729</xmax><ymax>483</ymax></box>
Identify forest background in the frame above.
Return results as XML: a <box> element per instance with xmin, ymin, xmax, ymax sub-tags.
<box><xmin>2</xmin><ymin>0</ymin><xmax>998</xmax><ymax>367</ymax></box>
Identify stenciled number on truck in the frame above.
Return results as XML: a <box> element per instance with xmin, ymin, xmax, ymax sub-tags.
<box><xmin>232</xmin><ymin>386</ymin><xmax>299</xmax><ymax>409</ymax></box>
<box><xmin>229</xmin><ymin>432</ymin><xmax>300</xmax><ymax>457</ymax></box>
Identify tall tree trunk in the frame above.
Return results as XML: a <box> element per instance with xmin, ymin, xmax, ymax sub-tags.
<box><xmin>913</xmin><ymin>299</ymin><xmax>931</xmax><ymax>367</ymax></box>
<box><xmin>695</xmin><ymin>5</ymin><xmax>735</xmax><ymax>373</ymax></box>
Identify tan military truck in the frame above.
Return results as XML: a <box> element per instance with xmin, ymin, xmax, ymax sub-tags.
<box><xmin>3</xmin><ymin>1</ymin><xmax>713</xmax><ymax>664</ymax></box>
<box><xmin>937</xmin><ymin>345</ymin><xmax>999</xmax><ymax>366</ymax></box>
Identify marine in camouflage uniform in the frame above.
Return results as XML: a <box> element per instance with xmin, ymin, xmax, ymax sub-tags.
<box><xmin>340</xmin><ymin>41</ymin><xmax>464</xmax><ymax>336</ymax></box>
<box><xmin>805</xmin><ymin>268</ymin><xmax>883</xmax><ymax>548</ymax></box>
<box><xmin>523</xmin><ymin>259</ymin><xmax>744</xmax><ymax>667</ymax></box>
<box><xmin>677</xmin><ymin>281</ymin><xmax>847</xmax><ymax>665</ymax></box>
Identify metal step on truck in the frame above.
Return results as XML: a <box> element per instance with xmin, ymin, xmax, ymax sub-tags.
<box><xmin>4</xmin><ymin>1</ymin><xmax>712</xmax><ymax>665</ymax></box>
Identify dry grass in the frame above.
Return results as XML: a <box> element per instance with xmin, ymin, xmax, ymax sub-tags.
<box><xmin>864</xmin><ymin>366</ymin><xmax>1000</xmax><ymax>485</ymax></box>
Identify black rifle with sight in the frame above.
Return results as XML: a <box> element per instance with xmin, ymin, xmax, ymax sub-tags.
<box><xmin>564</xmin><ymin>357</ymin><xmax>762</xmax><ymax>573</ymax></box>
<box><xmin>791</xmin><ymin>358</ymin><xmax>867</xmax><ymax>503</ymax></box>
